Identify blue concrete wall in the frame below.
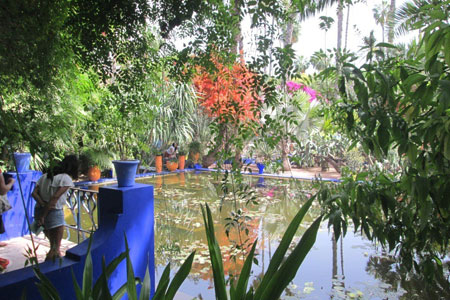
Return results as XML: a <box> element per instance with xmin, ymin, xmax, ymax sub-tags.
<box><xmin>1</xmin><ymin>170</ymin><xmax>42</xmax><ymax>241</ymax></box>
<box><xmin>0</xmin><ymin>183</ymin><xmax>155</xmax><ymax>300</ymax></box>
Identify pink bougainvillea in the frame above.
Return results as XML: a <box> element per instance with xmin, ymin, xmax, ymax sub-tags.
<box><xmin>286</xmin><ymin>81</ymin><xmax>320</xmax><ymax>103</ymax></box>
<box><xmin>286</xmin><ymin>81</ymin><xmax>302</xmax><ymax>92</ymax></box>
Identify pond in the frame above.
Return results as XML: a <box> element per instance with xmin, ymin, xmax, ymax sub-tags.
<box><xmin>134</xmin><ymin>171</ymin><xmax>441</xmax><ymax>300</ymax></box>
<box><xmin>68</xmin><ymin>171</ymin><xmax>447</xmax><ymax>299</ymax></box>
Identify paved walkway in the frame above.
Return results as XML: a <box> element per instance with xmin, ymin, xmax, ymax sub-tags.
<box><xmin>0</xmin><ymin>234</ymin><xmax>76</xmax><ymax>273</ymax></box>
<box><xmin>217</xmin><ymin>164</ymin><xmax>341</xmax><ymax>180</ymax></box>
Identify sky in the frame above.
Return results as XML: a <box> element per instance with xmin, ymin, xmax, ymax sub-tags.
<box><xmin>292</xmin><ymin>0</ymin><xmax>417</xmax><ymax>59</ymax></box>
<box><xmin>173</xmin><ymin>0</ymin><xmax>418</xmax><ymax>64</ymax></box>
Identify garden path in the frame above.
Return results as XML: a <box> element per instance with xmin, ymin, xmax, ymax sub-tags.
<box><xmin>0</xmin><ymin>233</ymin><xmax>76</xmax><ymax>273</ymax></box>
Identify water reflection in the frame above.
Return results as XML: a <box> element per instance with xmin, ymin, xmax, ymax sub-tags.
<box><xmin>134</xmin><ymin>173</ymin><xmax>448</xmax><ymax>299</ymax></box>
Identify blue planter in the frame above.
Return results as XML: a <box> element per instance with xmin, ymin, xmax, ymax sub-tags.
<box><xmin>243</xmin><ymin>158</ymin><xmax>255</xmax><ymax>164</ymax></box>
<box><xmin>14</xmin><ymin>152</ymin><xmax>31</xmax><ymax>172</ymax></box>
<box><xmin>256</xmin><ymin>177</ymin><xmax>265</xmax><ymax>187</ymax></box>
<box><xmin>256</xmin><ymin>163</ymin><xmax>265</xmax><ymax>174</ymax></box>
<box><xmin>112</xmin><ymin>160</ymin><xmax>139</xmax><ymax>187</ymax></box>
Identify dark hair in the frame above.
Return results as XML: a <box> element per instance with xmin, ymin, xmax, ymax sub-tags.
<box><xmin>48</xmin><ymin>155</ymin><xmax>79</xmax><ymax>181</ymax></box>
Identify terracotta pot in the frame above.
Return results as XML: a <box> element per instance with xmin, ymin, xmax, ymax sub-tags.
<box><xmin>192</xmin><ymin>152</ymin><xmax>200</xmax><ymax>164</ymax></box>
<box><xmin>166</xmin><ymin>161</ymin><xmax>178</xmax><ymax>172</ymax></box>
<box><xmin>178</xmin><ymin>155</ymin><xmax>186</xmax><ymax>170</ymax></box>
<box><xmin>87</xmin><ymin>166</ymin><xmax>101</xmax><ymax>181</ymax></box>
<box><xmin>155</xmin><ymin>155</ymin><xmax>163</xmax><ymax>173</ymax></box>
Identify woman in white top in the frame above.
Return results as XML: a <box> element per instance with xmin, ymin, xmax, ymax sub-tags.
<box><xmin>32</xmin><ymin>155</ymin><xmax>78</xmax><ymax>261</ymax></box>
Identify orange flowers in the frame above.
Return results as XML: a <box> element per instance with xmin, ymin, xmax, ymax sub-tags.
<box><xmin>193</xmin><ymin>55</ymin><xmax>262</xmax><ymax>124</ymax></box>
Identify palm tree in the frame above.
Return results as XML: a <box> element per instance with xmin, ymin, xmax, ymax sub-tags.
<box><xmin>372</xmin><ymin>0</ymin><xmax>390</xmax><ymax>42</ymax></box>
<box><xmin>319</xmin><ymin>16</ymin><xmax>335</xmax><ymax>49</ymax></box>
<box><xmin>388</xmin><ymin>0</ymin><xmax>396</xmax><ymax>43</ymax></box>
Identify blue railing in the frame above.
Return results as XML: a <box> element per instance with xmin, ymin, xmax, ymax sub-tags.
<box><xmin>65</xmin><ymin>187</ymin><xmax>98</xmax><ymax>244</ymax></box>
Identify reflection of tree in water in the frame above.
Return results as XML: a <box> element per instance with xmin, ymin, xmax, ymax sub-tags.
<box><xmin>365</xmin><ymin>254</ymin><xmax>450</xmax><ymax>299</ymax></box>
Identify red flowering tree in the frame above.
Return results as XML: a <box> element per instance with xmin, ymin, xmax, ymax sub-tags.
<box><xmin>193</xmin><ymin>55</ymin><xmax>262</xmax><ymax>167</ymax></box>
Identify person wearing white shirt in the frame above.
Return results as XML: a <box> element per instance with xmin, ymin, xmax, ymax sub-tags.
<box><xmin>32</xmin><ymin>155</ymin><xmax>78</xmax><ymax>261</ymax></box>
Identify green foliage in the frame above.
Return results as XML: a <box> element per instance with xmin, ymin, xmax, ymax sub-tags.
<box><xmin>34</xmin><ymin>234</ymin><xmax>194</xmax><ymax>300</ymax></box>
<box><xmin>0</xmin><ymin>63</ymin><xmax>89</xmax><ymax>166</ymax></box>
<box><xmin>319</xmin><ymin>2</ymin><xmax>450</xmax><ymax>283</ymax></box>
<box><xmin>148</xmin><ymin>82</ymin><xmax>198</xmax><ymax>149</ymax></box>
<box><xmin>0</xmin><ymin>0</ymin><xmax>69</xmax><ymax>91</ymax></box>
<box><xmin>80</xmin><ymin>148</ymin><xmax>112</xmax><ymax>170</ymax></box>
<box><xmin>188</xmin><ymin>141</ymin><xmax>201</xmax><ymax>154</ymax></box>
<box><xmin>177</xmin><ymin>146</ymin><xmax>187</xmax><ymax>156</ymax></box>
<box><xmin>201</xmin><ymin>194</ymin><xmax>322</xmax><ymax>300</ymax></box>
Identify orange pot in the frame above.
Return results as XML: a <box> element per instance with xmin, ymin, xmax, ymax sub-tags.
<box><xmin>88</xmin><ymin>166</ymin><xmax>101</xmax><ymax>181</ymax></box>
<box><xmin>155</xmin><ymin>155</ymin><xmax>163</xmax><ymax>173</ymax></box>
<box><xmin>178</xmin><ymin>155</ymin><xmax>186</xmax><ymax>170</ymax></box>
<box><xmin>166</xmin><ymin>161</ymin><xmax>178</xmax><ymax>172</ymax></box>
<box><xmin>192</xmin><ymin>152</ymin><xmax>200</xmax><ymax>163</ymax></box>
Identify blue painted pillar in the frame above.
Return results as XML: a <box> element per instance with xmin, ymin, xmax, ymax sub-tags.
<box><xmin>1</xmin><ymin>170</ymin><xmax>42</xmax><ymax>241</ymax></box>
<box><xmin>93</xmin><ymin>183</ymin><xmax>156</xmax><ymax>297</ymax></box>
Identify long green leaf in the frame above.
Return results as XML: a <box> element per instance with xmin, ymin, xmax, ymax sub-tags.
<box><xmin>71</xmin><ymin>269</ymin><xmax>83</xmax><ymax>300</ymax></box>
<box><xmin>92</xmin><ymin>251</ymin><xmax>127</xmax><ymax>297</ymax></box>
<box><xmin>34</xmin><ymin>268</ymin><xmax>62</xmax><ymax>300</ymax></box>
<box><xmin>112</xmin><ymin>283</ymin><xmax>129</xmax><ymax>300</ymax></box>
<box><xmin>138</xmin><ymin>264</ymin><xmax>151</xmax><ymax>300</ymax></box>
<box><xmin>233</xmin><ymin>240</ymin><xmax>257</xmax><ymax>300</ymax></box>
<box><xmin>125</xmin><ymin>235</ymin><xmax>138</xmax><ymax>300</ymax></box>
<box><xmin>97</xmin><ymin>257</ymin><xmax>113</xmax><ymax>300</ymax></box>
<box><xmin>261</xmin><ymin>216</ymin><xmax>323</xmax><ymax>300</ymax></box>
<box><xmin>230</xmin><ymin>283</ymin><xmax>236</xmax><ymax>300</ymax></box>
<box><xmin>201</xmin><ymin>204</ymin><xmax>228</xmax><ymax>300</ymax></box>
<box><xmin>254</xmin><ymin>195</ymin><xmax>316</xmax><ymax>299</ymax></box>
<box><xmin>153</xmin><ymin>263</ymin><xmax>171</xmax><ymax>299</ymax></box>
<box><xmin>82</xmin><ymin>235</ymin><xmax>94</xmax><ymax>299</ymax></box>
<box><xmin>165</xmin><ymin>251</ymin><xmax>196</xmax><ymax>300</ymax></box>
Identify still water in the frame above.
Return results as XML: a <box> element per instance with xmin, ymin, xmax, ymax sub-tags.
<box><xmin>135</xmin><ymin>172</ymin><xmax>443</xmax><ymax>300</ymax></box>
<box><xmin>67</xmin><ymin>172</ymin><xmax>448</xmax><ymax>299</ymax></box>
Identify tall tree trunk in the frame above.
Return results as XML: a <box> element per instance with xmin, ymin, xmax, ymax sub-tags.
<box><xmin>281</xmin><ymin>137</ymin><xmax>291</xmax><ymax>172</ymax></box>
<box><xmin>336</xmin><ymin>0</ymin><xmax>343</xmax><ymax>52</ymax></box>
<box><xmin>231</xmin><ymin>0</ymin><xmax>243</xmax><ymax>58</ymax></box>
<box><xmin>344</xmin><ymin>4</ymin><xmax>350</xmax><ymax>49</ymax></box>
<box><xmin>336</xmin><ymin>0</ymin><xmax>344</xmax><ymax>72</ymax></box>
<box><xmin>282</xmin><ymin>14</ymin><xmax>295</xmax><ymax>46</ymax></box>
<box><xmin>388</xmin><ymin>0</ymin><xmax>396</xmax><ymax>43</ymax></box>
<box><xmin>279</xmin><ymin>13</ymin><xmax>297</xmax><ymax>172</ymax></box>
<box><xmin>202</xmin><ymin>125</ymin><xmax>228</xmax><ymax>168</ymax></box>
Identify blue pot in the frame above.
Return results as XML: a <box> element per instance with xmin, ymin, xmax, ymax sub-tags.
<box><xmin>112</xmin><ymin>160</ymin><xmax>139</xmax><ymax>187</ymax></box>
<box><xmin>14</xmin><ymin>152</ymin><xmax>31</xmax><ymax>172</ymax></box>
<box><xmin>256</xmin><ymin>163</ymin><xmax>265</xmax><ymax>174</ymax></box>
<box><xmin>256</xmin><ymin>177</ymin><xmax>265</xmax><ymax>187</ymax></box>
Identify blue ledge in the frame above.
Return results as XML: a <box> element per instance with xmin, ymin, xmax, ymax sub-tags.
<box><xmin>0</xmin><ymin>178</ymin><xmax>155</xmax><ymax>300</ymax></box>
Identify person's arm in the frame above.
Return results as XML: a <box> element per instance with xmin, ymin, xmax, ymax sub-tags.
<box><xmin>38</xmin><ymin>186</ymin><xmax>70</xmax><ymax>226</ymax></box>
<box><xmin>31</xmin><ymin>185</ymin><xmax>46</xmax><ymax>207</ymax></box>
<box><xmin>0</xmin><ymin>173</ymin><xmax>14</xmax><ymax>195</ymax></box>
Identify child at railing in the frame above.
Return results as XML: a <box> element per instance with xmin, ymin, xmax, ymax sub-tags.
<box><xmin>31</xmin><ymin>155</ymin><xmax>79</xmax><ymax>261</ymax></box>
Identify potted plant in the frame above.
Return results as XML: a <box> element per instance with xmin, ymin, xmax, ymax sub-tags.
<box><xmin>81</xmin><ymin>149</ymin><xmax>112</xmax><ymax>182</ymax></box>
<box><xmin>178</xmin><ymin>147</ymin><xmax>187</xmax><ymax>170</ymax></box>
<box><xmin>166</xmin><ymin>157</ymin><xmax>179</xmax><ymax>172</ymax></box>
<box><xmin>188</xmin><ymin>141</ymin><xmax>201</xmax><ymax>164</ymax></box>
<box><xmin>153</xmin><ymin>148</ymin><xmax>163</xmax><ymax>173</ymax></box>
<box><xmin>13</xmin><ymin>152</ymin><xmax>32</xmax><ymax>173</ymax></box>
